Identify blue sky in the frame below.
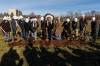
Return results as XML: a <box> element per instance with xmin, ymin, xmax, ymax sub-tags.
<box><xmin>0</xmin><ymin>0</ymin><xmax>100</xmax><ymax>15</ymax></box>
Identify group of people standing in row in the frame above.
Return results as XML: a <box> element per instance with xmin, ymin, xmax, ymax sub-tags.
<box><xmin>0</xmin><ymin>14</ymin><xmax>99</xmax><ymax>44</ymax></box>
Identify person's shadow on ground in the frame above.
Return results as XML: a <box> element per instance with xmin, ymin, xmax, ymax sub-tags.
<box><xmin>0</xmin><ymin>47</ymin><xmax>24</xmax><ymax>66</ymax></box>
<box><xmin>23</xmin><ymin>42</ymin><xmax>42</xmax><ymax>66</ymax></box>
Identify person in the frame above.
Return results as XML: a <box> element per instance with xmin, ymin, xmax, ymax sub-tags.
<box><xmin>91</xmin><ymin>17</ymin><xmax>97</xmax><ymax>44</ymax></box>
<box><xmin>24</xmin><ymin>17</ymin><xmax>30</xmax><ymax>40</ymax></box>
<box><xmin>29</xmin><ymin>17</ymin><xmax>39</xmax><ymax>40</ymax></box>
<box><xmin>79</xmin><ymin>14</ymin><xmax>87</xmax><ymax>39</ymax></box>
<box><xmin>36</xmin><ymin>16</ymin><xmax>42</xmax><ymax>39</ymax></box>
<box><xmin>34</xmin><ymin>18</ymin><xmax>39</xmax><ymax>40</ymax></box>
<box><xmin>11</xmin><ymin>16</ymin><xmax>19</xmax><ymax>41</ymax></box>
<box><xmin>0</xmin><ymin>16</ymin><xmax>11</xmax><ymax>42</ymax></box>
<box><xmin>45</xmin><ymin>15</ymin><xmax>55</xmax><ymax>40</ymax></box>
<box><xmin>17</xmin><ymin>15</ymin><xmax>25</xmax><ymax>40</ymax></box>
<box><xmin>55</xmin><ymin>17</ymin><xmax>62</xmax><ymax>40</ymax></box>
<box><xmin>96</xmin><ymin>18</ymin><xmax>100</xmax><ymax>38</ymax></box>
<box><xmin>61</xmin><ymin>18</ymin><xmax>71</xmax><ymax>40</ymax></box>
<box><xmin>41</xmin><ymin>16</ymin><xmax>47</xmax><ymax>40</ymax></box>
<box><xmin>85</xmin><ymin>18</ymin><xmax>91</xmax><ymax>42</ymax></box>
<box><xmin>72</xmin><ymin>18</ymin><xmax>79</xmax><ymax>40</ymax></box>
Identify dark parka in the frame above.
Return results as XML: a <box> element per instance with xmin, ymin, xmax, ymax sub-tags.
<box><xmin>91</xmin><ymin>21</ymin><xmax>97</xmax><ymax>36</ymax></box>
<box><xmin>72</xmin><ymin>21</ymin><xmax>78</xmax><ymax>30</ymax></box>
<box><xmin>0</xmin><ymin>20</ymin><xmax>11</xmax><ymax>32</ymax></box>
<box><xmin>79</xmin><ymin>18</ymin><xmax>87</xmax><ymax>32</ymax></box>
<box><xmin>18</xmin><ymin>20</ymin><xmax>25</xmax><ymax>31</ymax></box>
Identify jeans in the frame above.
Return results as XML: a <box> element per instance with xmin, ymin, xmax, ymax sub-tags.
<box><xmin>96</xmin><ymin>24</ymin><xmax>100</xmax><ymax>37</ymax></box>
<box><xmin>56</xmin><ymin>34</ymin><xmax>61</xmax><ymax>40</ymax></box>
<box><xmin>48</xmin><ymin>31</ymin><xmax>52</xmax><ymax>40</ymax></box>
<box><xmin>41</xmin><ymin>29</ymin><xmax>46</xmax><ymax>40</ymax></box>
<box><xmin>21</xmin><ymin>31</ymin><xmax>29</xmax><ymax>40</ymax></box>
<box><xmin>92</xmin><ymin>33</ymin><xmax>97</xmax><ymax>44</ymax></box>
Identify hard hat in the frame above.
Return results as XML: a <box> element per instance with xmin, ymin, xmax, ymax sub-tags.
<box><xmin>82</xmin><ymin>14</ymin><xmax>85</xmax><ymax>18</ymax></box>
<box><xmin>19</xmin><ymin>15</ymin><xmax>24</xmax><ymax>19</ymax></box>
<box><xmin>7</xmin><ymin>16</ymin><xmax>12</xmax><ymax>21</ymax></box>
<box><xmin>13</xmin><ymin>16</ymin><xmax>18</xmax><ymax>19</ymax></box>
<box><xmin>3</xmin><ymin>16</ymin><xmax>7</xmax><ymax>20</ymax></box>
<box><xmin>66</xmin><ymin>18</ymin><xmax>70</xmax><ymax>22</ymax></box>
<box><xmin>92</xmin><ymin>17</ymin><xmax>96</xmax><ymax>21</ymax></box>
<box><xmin>31</xmin><ymin>18</ymin><xmax>37</xmax><ymax>22</ymax></box>
<box><xmin>25</xmin><ymin>18</ymin><xmax>29</xmax><ymax>22</ymax></box>
<box><xmin>41</xmin><ymin>16</ymin><xmax>44</xmax><ymax>21</ymax></box>
<box><xmin>74</xmin><ymin>18</ymin><xmax>78</xmax><ymax>22</ymax></box>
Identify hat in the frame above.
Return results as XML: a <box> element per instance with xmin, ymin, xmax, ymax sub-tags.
<box><xmin>66</xmin><ymin>18</ymin><xmax>70</xmax><ymax>22</ymax></box>
<box><xmin>45</xmin><ymin>15</ymin><xmax>53</xmax><ymax>20</ymax></box>
<box><xmin>74</xmin><ymin>18</ymin><xmax>78</xmax><ymax>22</ymax></box>
<box><xmin>18</xmin><ymin>16</ymin><xmax>24</xmax><ymax>19</ymax></box>
<box><xmin>13</xmin><ymin>16</ymin><xmax>18</xmax><ymax>19</ymax></box>
<box><xmin>25</xmin><ymin>18</ymin><xmax>29</xmax><ymax>23</ymax></box>
<box><xmin>7</xmin><ymin>16</ymin><xmax>12</xmax><ymax>21</ymax></box>
<box><xmin>3</xmin><ymin>16</ymin><xmax>7</xmax><ymax>20</ymax></box>
<box><xmin>92</xmin><ymin>17</ymin><xmax>96</xmax><ymax>21</ymax></box>
<box><xmin>41</xmin><ymin>16</ymin><xmax>44</xmax><ymax>21</ymax></box>
<box><xmin>82</xmin><ymin>14</ymin><xmax>85</xmax><ymax>18</ymax></box>
<box><xmin>31</xmin><ymin>18</ymin><xmax>37</xmax><ymax>22</ymax></box>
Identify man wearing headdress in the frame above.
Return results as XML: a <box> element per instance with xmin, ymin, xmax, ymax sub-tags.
<box><xmin>45</xmin><ymin>14</ymin><xmax>55</xmax><ymax>40</ymax></box>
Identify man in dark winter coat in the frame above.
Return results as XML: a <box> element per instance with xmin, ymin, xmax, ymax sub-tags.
<box><xmin>61</xmin><ymin>18</ymin><xmax>71</xmax><ymax>40</ymax></box>
<box><xmin>72</xmin><ymin>18</ymin><xmax>78</xmax><ymax>32</ymax></box>
<box><xmin>72</xmin><ymin>18</ymin><xmax>79</xmax><ymax>40</ymax></box>
<box><xmin>17</xmin><ymin>16</ymin><xmax>25</xmax><ymax>39</ymax></box>
<box><xmin>79</xmin><ymin>15</ymin><xmax>87</xmax><ymax>38</ymax></box>
<box><xmin>0</xmin><ymin>16</ymin><xmax>11</xmax><ymax>33</ymax></box>
<box><xmin>24</xmin><ymin>18</ymin><xmax>30</xmax><ymax>40</ymax></box>
<box><xmin>0</xmin><ymin>16</ymin><xmax>11</xmax><ymax>41</ymax></box>
<box><xmin>91</xmin><ymin>17</ymin><xmax>97</xmax><ymax>44</ymax></box>
<box><xmin>41</xmin><ymin>17</ymin><xmax>47</xmax><ymax>40</ymax></box>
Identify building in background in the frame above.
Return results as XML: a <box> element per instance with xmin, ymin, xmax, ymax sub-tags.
<box><xmin>8</xmin><ymin>8</ymin><xmax>22</xmax><ymax>16</ymax></box>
